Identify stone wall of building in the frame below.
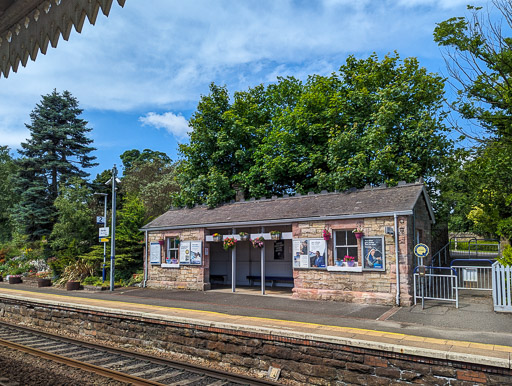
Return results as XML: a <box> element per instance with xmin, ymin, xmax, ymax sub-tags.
<box><xmin>0</xmin><ymin>297</ymin><xmax>508</xmax><ymax>385</ymax></box>
<box><xmin>292</xmin><ymin>216</ymin><xmax>415</xmax><ymax>306</ymax></box>
<box><xmin>146</xmin><ymin>228</ymin><xmax>207</xmax><ymax>291</ymax></box>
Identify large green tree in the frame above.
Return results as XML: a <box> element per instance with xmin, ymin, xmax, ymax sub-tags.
<box><xmin>175</xmin><ymin>54</ymin><xmax>453</xmax><ymax>208</ymax></box>
<box><xmin>13</xmin><ymin>90</ymin><xmax>97</xmax><ymax>239</ymax></box>
<box><xmin>0</xmin><ymin>146</ymin><xmax>17</xmax><ymax>242</ymax></box>
<box><xmin>434</xmin><ymin>2</ymin><xmax>512</xmax><ymax>239</ymax></box>
<box><xmin>120</xmin><ymin>149</ymin><xmax>179</xmax><ymax>220</ymax></box>
<box><xmin>50</xmin><ymin>177</ymin><xmax>95</xmax><ymax>273</ymax></box>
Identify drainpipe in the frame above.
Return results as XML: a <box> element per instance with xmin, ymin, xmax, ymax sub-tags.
<box><xmin>232</xmin><ymin>228</ymin><xmax>236</xmax><ymax>293</ymax></box>
<box><xmin>143</xmin><ymin>230</ymin><xmax>148</xmax><ymax>287</ymax></box>
<box><xmin>394</xmin><ymin>213</ymin><xmax>400</xmax><ymax>306</ymax></box>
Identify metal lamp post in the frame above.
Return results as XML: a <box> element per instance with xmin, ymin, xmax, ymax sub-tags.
<box><xmin>110</xmin><ymin>165</ymin><xmax>118</xmax><ymax>291</ymax></box>
<box><xmin>93</xmin><ymin>192</ymin><xmax>108</xmax><ymax>283</ymax></box>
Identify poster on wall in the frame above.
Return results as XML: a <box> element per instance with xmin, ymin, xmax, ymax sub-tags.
<box><xmin>293</xmin><ymin>239</ymin><xmax>309</xmax><ymax>268</ymax></box>
<box><xmin>179</xmin><ymin>241</ymin><xmax>191</xmax><ymax>264</ymax></box>
<box><xmin>274</xmin><ymin>240</ymin><xmax>285</xmax><ymax>260</ymax></box>
<box><xmin>150</xmin><ymin>242</ymin><xmax>161</xmax><ymax>265</ymax></box>
<box><xmin>190</xmin><ymin>241</ymin><xmax>202</xmax><ymax>265</ymax></box>
<box><xmin>362</xmin><ymin>236</ymin><xmax>385</xmax><ymax>271</ymax></box>
<box><xmin>308</xmin><ymin>239</ymin><xmax>326</xmax><ymax>268</ymax></box>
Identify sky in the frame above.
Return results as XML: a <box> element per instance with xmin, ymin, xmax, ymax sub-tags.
<box><xmin>0</xmin><ymin>0</ymin><xmax>484</xmax><ymax>178</ymax></box>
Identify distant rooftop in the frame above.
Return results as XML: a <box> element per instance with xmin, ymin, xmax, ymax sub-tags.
<box><xmin>142</xmin><ymin>181</ymin><xmax>434</xmax><ymax>230</ymax></box>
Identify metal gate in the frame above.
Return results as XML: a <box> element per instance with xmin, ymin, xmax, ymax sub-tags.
<box><xmin>450</xmin><ymin>259</ymin><xmax>493</xmax><ymax>291</ymax></box>
<box><xmin>413</xmin><ymin>266</ymin><xmax>458</xmax><ymax>308</ymax></box>
<box><xmin>492</xmin><ymin>262</ymin><xmax>512</xmax><ymax>312</ymax></box>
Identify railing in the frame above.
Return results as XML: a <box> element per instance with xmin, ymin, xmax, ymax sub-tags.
<box><xmin>492</xmin><ymin>262</ymin><xmax>512</xmax><ymax>312</ymax></box>
<box><xmin>431</xmin><ymin>242</ymin><xmax>450</xmax><ymax>267</ymax></box>
<box><xmin>450</xmin><ymin>259</ymin><xmax>493</xmax><ymax>291</ymax></box>
<box><xmin>413</xmin><ymin>266</ymin><xmax>458</xmax><ymax>308</ymax></box>
<box><xmin>450</xmin><ymin>237</ymin><xmax>500</xmax><ymax>259</ymax></box>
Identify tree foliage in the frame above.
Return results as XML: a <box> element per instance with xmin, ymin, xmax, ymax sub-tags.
<box><xmin>120</xmin><ymin>149</ymin><xmax>179</xmax><ymax>219</ymax></box>
<box><xmin>175</xmin><ymin>54</ymin><xmax>453</xmax><ymax>208</ymax></box>
<box><xmin>12</xmin><ymin>90</ymin><xmax>96</xmax><ymax>239</ymax></box>
<box><xmin>434</xmin><ymin>1</ymin><xmax>512</xmax><ymax>140</ymax></box>
<box><xmin>0</xmin><ymin>147</ymin><xmax>17</xmax><ymax>242</ymax></box>
<box><xmin>50</xmin><ymin>178</ymin><xmax>95</xmax><ymax>273</ymax></box>
<box><xmin>434</xmin><ymin>2</ymin><xmax>512</xmax><ymax>239</ymax></box>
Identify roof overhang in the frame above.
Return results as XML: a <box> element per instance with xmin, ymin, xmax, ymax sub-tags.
<box><xmin>0</xmin><ymin>0</ymin><xmax>126</xmax><ymax>78</ymax></box>
<box><xmin>140</xmin><ymin>210</ymin><xmax>415</xmax><ymax>232</ymax></box>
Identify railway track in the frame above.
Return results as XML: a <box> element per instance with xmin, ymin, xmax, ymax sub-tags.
<box><xmin>0</xmin><ymin>321</ymin><xmax>278</xmax><ymax>386</ymax></box>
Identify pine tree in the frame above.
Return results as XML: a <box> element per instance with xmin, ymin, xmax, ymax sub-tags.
<box><xmin>13</xmin><ymin>90</ymin><xmax>97</xmax><ymax>239</ymax></box>
<box><xmin>0</xmin><ymin>146</ymin><xmax>17</xmax><ymax>242</ymax></box>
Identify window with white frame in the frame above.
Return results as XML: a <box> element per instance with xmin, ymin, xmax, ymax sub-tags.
<box><xmin>166</xmin><ymin>237</ymin><xmax>179</xmax><ymax>261</ymax></box>
<box><xmin>334</xmin><ymin>230</ymin><xmax>358</xmax><ymax>266</ymax></box>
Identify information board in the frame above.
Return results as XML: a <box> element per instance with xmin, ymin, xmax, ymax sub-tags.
<box><xmin>149</xmin><ymin>242</ymin><xmax>161</xmax><ymax>265</ymax></box>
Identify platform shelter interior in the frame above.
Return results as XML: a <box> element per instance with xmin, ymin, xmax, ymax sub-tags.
<box><xmin>208</xmin><ymin>225</ymin><xmax>293</xmax><ymax>292</ymax></box>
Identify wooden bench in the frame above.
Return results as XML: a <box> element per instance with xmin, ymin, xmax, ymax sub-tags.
<box><xmin>210</xmin><ymin>274</ymin><xmax>227</xmax><ymax>284</ymax></box>
<box><xmin>246</xmin><ymin>275</ymin><xmax>294</xmax><ymax>287</ymax></box>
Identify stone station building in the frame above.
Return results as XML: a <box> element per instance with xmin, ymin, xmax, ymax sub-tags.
<box><xmin>141</xmin><ymin>181</ymin><xmax>434</xmax><ymax>306</ymax></box>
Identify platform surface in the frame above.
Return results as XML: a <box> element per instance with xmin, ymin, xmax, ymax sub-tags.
<box><xmin>0</xmin><ymin>283</ymin><xmax>511</xmax><ymax>368</ymax></box>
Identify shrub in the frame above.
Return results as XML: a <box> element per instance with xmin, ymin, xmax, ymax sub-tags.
<box><xmin>498</xmin><ymin>245</ymin><xmax>512</xmax><ymax>267</ymax></box>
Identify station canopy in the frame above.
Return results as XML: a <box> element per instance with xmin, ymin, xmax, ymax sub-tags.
<box><xmin>0</xmin><ymin>0</ymin><xmax>125</xmax><ymax>78</ymax></box>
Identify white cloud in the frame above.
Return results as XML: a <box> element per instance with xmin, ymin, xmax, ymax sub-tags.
<box><xmin>139</xmin><ymin>112</ymin><xmax>190</xmax><ymax>139</ymax></box>
<box><xmin>0</xmin><ymin>0</ymin><xmax>481</xmax><ymax>150</ymax></box>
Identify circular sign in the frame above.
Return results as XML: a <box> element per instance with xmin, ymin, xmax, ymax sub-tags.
<box><xmin>414</xmin><ymin>243</ymin><xmax>429</xmax><ymax>258</ymax></box>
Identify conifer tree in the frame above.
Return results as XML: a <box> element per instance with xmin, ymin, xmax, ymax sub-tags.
<box><xmin>13</xmin><ymin>90</ymin><xmax>97</xmax><ymax>239</ymax></box>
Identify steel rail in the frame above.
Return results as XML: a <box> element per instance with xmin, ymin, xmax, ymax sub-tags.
<box><xmin>0</xmin><ymin>337</ymin><xmax>163</xmax><ymax>385</ymax></box>
<box><xmin>0</xmin><ymin>320</ymin><xmax>278</xmax><ymax>386</ymax></box>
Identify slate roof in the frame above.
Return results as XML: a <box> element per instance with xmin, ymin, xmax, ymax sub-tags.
<box><xmin>142</xmin><ymin>182</ymin><xmax>433</xmax><ymax>230</ymax></box>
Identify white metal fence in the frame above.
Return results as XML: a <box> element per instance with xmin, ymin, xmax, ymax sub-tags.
<box><xmin>413</xmin><ymin>267</ymin><xmax>458</xmax><ymax>308</ymax></box>
<box><xmin>492</xmin><ymin>262</ymin><xmax>512</xmax><ymax>312</ymax></box>
<box><xmin>450</xmin><ymin>259</ymin><xmax>493</xmax><ymax>291</ymax></box>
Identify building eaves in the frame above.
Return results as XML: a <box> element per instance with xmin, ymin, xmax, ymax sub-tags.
<box><xmin>0</xmin><ymin>0</ymin><xmax>125</xmax><ymax>78</ymax></box>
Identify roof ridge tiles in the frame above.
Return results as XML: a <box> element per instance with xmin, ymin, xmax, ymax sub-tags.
<box><xmin>167</xmin><ymin>180</ymin><xmax>425</xmax><ymax>211</ymax></box>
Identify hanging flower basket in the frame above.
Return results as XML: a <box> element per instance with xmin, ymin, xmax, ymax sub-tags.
<box><xmin>158</xmin><ymin>239</ymin><xmax>165</xmax><ymax>246</ymax></box>
<box><xmin>353</xmin><ymin>228</ymin><xmax>364</xmax><ymax>239</ymax></box>
<box><xmin>251</xmin><ymin>236</ymin><xmax>265</xmax><ymax>248</ymax></box>
<box><xmin>212</xmin><ymin>233</ymin><xmax>222</xmax><ymax>242</ymax></box>
<box><xmin>239</xmin><ymin>232</ymin><xmax>249</xmax><ymax>241</ymax></box>
<box><xmin>270</xmin><ymin>231</ymin><xmax>281</xmax><ymax>241</ymax></box>
<box><xmin>323</xmin><ymin>229</ymin><xmax>331</xmax><ymax>241</ymax></box>
<box><xmin>223</xmin><ymin>237</ymin><xmax>237</xmax><ymax>250</ymax></box>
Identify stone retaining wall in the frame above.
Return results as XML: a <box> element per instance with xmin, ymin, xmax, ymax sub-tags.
<box><xmin>0</xmin><ymin>297</ymin><xmax>509</xmax><ymax>385</ymax></box>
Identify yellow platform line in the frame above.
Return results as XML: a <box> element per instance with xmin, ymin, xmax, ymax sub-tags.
<box><xmin>0</xmin><ymin>288</ymin><xmax>510</xmax><ymax>353</ymax></box>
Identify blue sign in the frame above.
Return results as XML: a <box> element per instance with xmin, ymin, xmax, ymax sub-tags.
<box><xmin>414</xmin><ymin>243</ymin><xmax>429</xmax><ymax>258</ymax></box>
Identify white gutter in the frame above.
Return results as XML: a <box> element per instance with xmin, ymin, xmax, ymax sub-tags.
<box><xmin>394</xmin><ymin>213</ymin><xmax>400</xmax><ymax>306</ymax></box>
<box><xmin>140</xmin><ymin>210</ymin><xmax>413</xmax><ymax>232</ymax></box>
<box><xmin>143</xmin><ymin>230</ymin><xmax>148</xmax><ymax>288</ymax></box>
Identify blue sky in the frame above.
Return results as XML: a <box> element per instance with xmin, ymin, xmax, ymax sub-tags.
<box><xmin>0</xmin><ymin>0</ymin><xmax>483</xmax><ymax>178</ymax></box>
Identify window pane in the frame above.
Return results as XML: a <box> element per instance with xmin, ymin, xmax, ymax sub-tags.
<box><xmin>347</xmin><ymin>231</ymin><xmax>357</xmax><ymax>246</ymax></box>
<box><xmin>335</xmin><ymin>231</ymin><xmax>347</xmax><ymax>247</ymax></box>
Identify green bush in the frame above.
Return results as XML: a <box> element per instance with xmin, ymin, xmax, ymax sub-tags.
<box><xmin>82</xmin><ymin>276</ymin><xmax>104</xmax><ymax>286</ymax></box>
<box><xmin>498</xmin><ymin>245</ymin><xmax>512</xmax><ymax>267</ymax></box>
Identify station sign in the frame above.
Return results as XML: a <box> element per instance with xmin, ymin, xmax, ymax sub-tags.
<box><xmin>99</xmin><ymin>227</ymin><xmax>110</xmax><ymax>237</ymax></box>
<box><xmin>96</xmin><ymin>216</ymin><xmax>106</xmax><ymax>225</ymax></box>
<box><xmin>414</xmin><ymin>243</ymin><xmax>429</xmax><ymax>258</ymax></box>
